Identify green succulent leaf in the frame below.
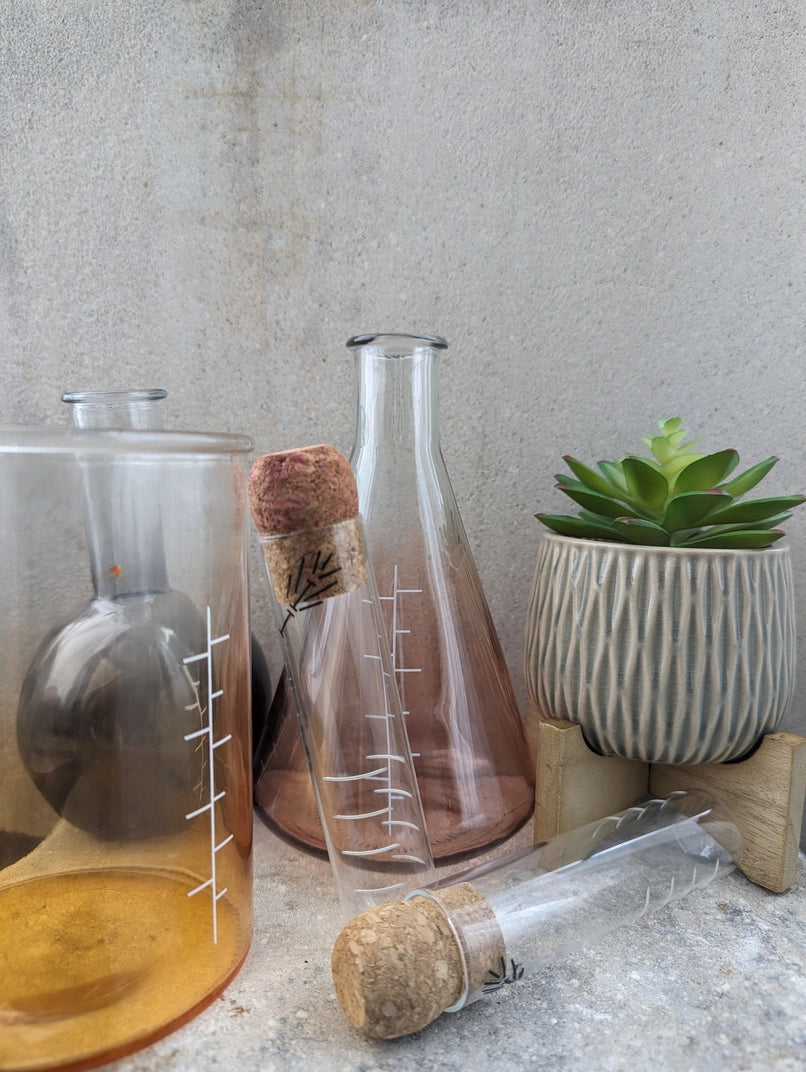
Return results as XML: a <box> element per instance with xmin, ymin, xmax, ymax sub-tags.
<box><xmin>561</xmin><ymin>456</ymin><xmax>626</xmax><ymax>499</ymax></box>
<box><xmin>664</xmin><ymin>455</ymin><xmax>707</xmax><ymax>488</ymax></box>
<box><xmin>705</xmin><ymin>494</ymin><xmax>806</xmax><ymax>525</ymax></box>
<box><xmin>662</xmin><ymin>489</ymin><xmax>732</xmax><ymax>532</ymax></box>
<box><xmin>642</xmin><ymin>417</ymin><xmax>701</xmax><ymax>458</ymax></box>
<box><xmin>535</xmin><ymin>513</ymin><xmax>623</xmax><ymax>541</ymax></box>
<box><xmin>671</xmin><ymin>516</ymin><xmax>794</xmax><ymax>545</ymax></box>
<box><xmin>556</xmin><ymin>482</ymin><xmax>638</xmax><ymax>519</ymax></box>
<box><xmin>679</xmin><ymin>529</ymin><xmax>785</xmax><ymax>550</ymax></box>
<box><xmin>719</xmin><ymin>456</ymin><xmax>778</xmax><ymax>498</ymax></box>
<box><xmin>704</xmin><ymin>513</ymin><xmax>793</xmax><ymax>534</ymax></box>
<box><xmin>672</xmin><ymin>450</ymin><xmax>740</xmax><ymax>495</ymax></box>
<box><xmin>645</xmin><ymin>435</ymin><xmax>678</xmax><ymax>465</ymax></box>
<box><xmin>612</xmin><ymin>517</ymin><xmax>670</xmax><ymax>545</ymax></box>
<box><xmin>621</xmin><ymin>456</ymin><xmax>668</xmax><ymax>513</ymax></box>
<box><xmin>598</xmin><ymin>459</ymin><xmax>628</xmax><ymax>491</ymax></box>
<box><xmin>641</xmin><ymin>417</ymin><xmax>681</xmax><ymax>452</ymax></box>
<box><xmin>576</xmin><ymin>509</ymin><xmax>618</xmax><ymax>527</ymax></box>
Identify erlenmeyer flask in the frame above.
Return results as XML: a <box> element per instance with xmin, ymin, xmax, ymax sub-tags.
<box><xmin>348</xmin><ymin>333</ymin><xmax>534</xmax><ymax>855</ymax></box>
<box><xmin>254</xmin><ymin>334</ymin><xmax>535</xmax><ymax>858</ymax></box>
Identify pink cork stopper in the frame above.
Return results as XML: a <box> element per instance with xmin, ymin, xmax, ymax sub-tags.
<box><xmin>248</xmin><ymin>444</ymin><xmax>358</xmax><ymax>536</ymax></box>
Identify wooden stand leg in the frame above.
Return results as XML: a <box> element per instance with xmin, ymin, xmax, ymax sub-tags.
<box><xmin>650</xmin><ymin>734</ymin><xmax>806</xmax><ymax>894</ymax></box>
<box><xmin>533</xmin><ymin>716</ymin><xmax>649</xmax><ymax>843</ymax></box>
<box><xmin>529</xmin><ymin>704</ymin><xmax>806</xmax><ymax>893</ymax></box>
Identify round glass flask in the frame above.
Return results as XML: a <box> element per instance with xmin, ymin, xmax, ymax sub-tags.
<box><xmin>2</xmin><ymin>414</ymin><xmax>253</xmax><ymax>1071</ymax></box>
<box><xmin>61</xmin><ymin>389</ymin><xmax>272</xmax><ymax>753</ymax></box>
<box><xmin>254</xmin><ymin>334</ymin><xmax>535</xmax><ymax>857</ymax></box>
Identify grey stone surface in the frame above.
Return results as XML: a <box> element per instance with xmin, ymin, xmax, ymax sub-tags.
<box><xmin>103</xmin><ymin>819</ymin><xmax>806</xmax><ymax>1072</ymax></box>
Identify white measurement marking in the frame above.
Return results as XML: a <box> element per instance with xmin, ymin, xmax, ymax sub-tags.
<box><xmin>183</xmin><ymin>606</ymin><xmax>231</xmax><ymax>945</ymax></box>
<box><xmin>333</xmin><ymin>807</ymin><xmax>396</xmax><ymax>821</ymax></box>
<box><xmin>376</xmin><ymin>567</ymin><xmax>424</xmax><ymax>685</ymax></box>
<box><xmin>334</xmin><ymin>568</ymin><xmax>428</xmax><ymax>878</ymax></box>
<box><xmin>342</xmin><ymin>842</ymin><xmax>401</xmax><ymax>857</ymax></box>
<box><xmin>374</xmin><ymin>790</ymin><xmax>414</xmax><ymax>801</ymax></box>
<box><xmin>373</xmin><ymin>566</ymin><xmax>423</xmax><ymax>761</ymax></box>
<box><xmin>354</xmin><ymin>881</ymin><xmax>407</xmax><ymax>894</ymax></box>
<box><xmin>323</xmin><ymin>766</ymin><xmax>389</xmax><ymax>782</ymax></box>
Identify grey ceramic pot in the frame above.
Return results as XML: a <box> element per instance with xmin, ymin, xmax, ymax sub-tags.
<box><xmin>524</xmin><ymin>532</ymin><xmax>797</xmax><ymax>765</ymax></box>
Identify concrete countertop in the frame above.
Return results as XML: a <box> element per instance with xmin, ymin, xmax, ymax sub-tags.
<box><xmin>104</xmin><ymin>817</ymin><xmax>805</xmax><ymax>1072</ymax></box>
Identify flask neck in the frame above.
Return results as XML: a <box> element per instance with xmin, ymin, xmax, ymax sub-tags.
<box><xmin>348</xmin><ymin>334</ymin><xmax>447</xmax><ymax>460</ymax></box>
<box><xmin>63</xmin><ymin>389</ymin><xmax>170</xmax><ymax>598</ymax></box>
<box><xmin>62</xmin><ymin>388</ymin><xmax>168</xmax><ymax>430</ymax></box>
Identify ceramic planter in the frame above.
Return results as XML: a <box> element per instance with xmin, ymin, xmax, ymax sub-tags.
<box><xmin>524</xmin><ymin>532</ymin><xmax>797</xmax><ymax>765</ymax></box>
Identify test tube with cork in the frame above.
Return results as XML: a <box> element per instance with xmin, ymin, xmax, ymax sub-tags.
<box><xmin>248</xmin><ymin>444</ymin><xmax>435</xmax><ymax>919</ymax></box>
<box><xmin>331</xmin><ymin>790</ymin><xmax>741</xmax><ymax>1038</ymax></box>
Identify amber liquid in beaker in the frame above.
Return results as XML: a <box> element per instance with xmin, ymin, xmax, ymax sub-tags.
<box><xmin>0</xmin><ymin>867</ymin><xmax>249</xmax><ymax>1071</ymax></box>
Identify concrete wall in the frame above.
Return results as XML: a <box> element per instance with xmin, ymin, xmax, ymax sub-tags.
<box><xmin>3</xmin><ymin>2</ymin><xmax>805</xmax><ymax>787</ymax></box>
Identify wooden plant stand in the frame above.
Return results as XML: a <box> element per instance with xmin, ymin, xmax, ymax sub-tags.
<box><xmin>529</xmin><ymin>705</ymin><xmax>806</xmax><ymax>893</ymax></box>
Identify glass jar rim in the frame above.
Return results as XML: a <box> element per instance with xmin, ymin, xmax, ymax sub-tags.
<box><xmin>0</xmin><ymin>426</ymin><xmax>253</xmax><ymax>457</ymax></box>
<box><xmin>62</xmin><ymin>389</ymin><xmax>168</xmax><ymax>406</ymax></box>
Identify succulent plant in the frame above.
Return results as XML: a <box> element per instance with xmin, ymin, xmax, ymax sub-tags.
<box><xmin>537</xmin><ymin>417</ymin><xmax>805</xmax><ymax>549</ymax></box>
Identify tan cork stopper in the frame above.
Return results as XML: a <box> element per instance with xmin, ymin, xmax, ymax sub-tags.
<box><xmin>331</xmin><ymin>882</ymin><xmax>505</xmax><ymax>1039</ymax></box>
<box><xmin>248</xmin><ymin>445</ymin><xmax>367</xmax><ymax>602</ymax></box>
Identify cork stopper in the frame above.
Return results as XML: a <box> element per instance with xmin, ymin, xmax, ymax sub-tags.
<box><xmin>248</xmin><ymin>445</ymin><xmax>358</xmax><ymax>536</ymax></box>
<box><xmin>331</xmin><ymin>882</ymin><xmax>505</xmax><ymax>1039</ymax></box>
<box><xmin>248</xmin><ymin>445</ymin><xmax>367</xmax><ymax>603</ymax></box>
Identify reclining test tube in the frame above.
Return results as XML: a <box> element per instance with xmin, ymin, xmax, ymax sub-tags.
<box><xmin>331</xmin><ymin>789</ymin><xmax>741</xmax><ymax>1037</ymax></box>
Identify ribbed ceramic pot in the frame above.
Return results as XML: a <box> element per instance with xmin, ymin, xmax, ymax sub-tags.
<box><xmin>524</xmin><ymin>532</ymin><xmax>797</xmax><ymax>765</ymax></box>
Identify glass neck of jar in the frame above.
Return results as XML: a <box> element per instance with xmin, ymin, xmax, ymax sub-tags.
<box><xmin>350</xmin><ymin>341</ymin><xmax>442</xmax><ymax>460</ymax></box>
<box><xmin>63</xmin><ymin>388</ymin><xmax>168</xmax><ymax>430</ymax></box>
<box><xmin>63</xmin><ymin>389</ymin><xmax>170</xmax><ymax>599</ymax></box>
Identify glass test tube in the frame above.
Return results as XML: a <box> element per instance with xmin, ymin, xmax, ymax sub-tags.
<box><xmin>256</xmin><ymin>515</ymin><xmax>435</xmax><ymax>919</ymax></box>
<box><xmin>332</xmin><ymin>790</ymin><xmax>741</xmax><ymax>1037</ymax></box>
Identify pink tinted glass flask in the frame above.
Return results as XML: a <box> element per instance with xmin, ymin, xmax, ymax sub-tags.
<box><xmin>347</xmin><ymin>332</ymin><xmax>534</xmax><ymax>856</ymax></box>
<box><xmin>254</xmin><ymin>334</ymin><xmax>535</xmax><ymax>858</ymax></box>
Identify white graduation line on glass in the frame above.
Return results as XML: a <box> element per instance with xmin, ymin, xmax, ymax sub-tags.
<box><xmin>182</xmin><ymin>606</ymin><xmax>233</xmax><ymax>945</ymax></box>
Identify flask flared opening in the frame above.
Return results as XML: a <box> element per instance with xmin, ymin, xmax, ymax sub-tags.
<box><xmin>346</xmin><ymin>332</ymin><xmax>448</xmax><ymax>350</ymax></box>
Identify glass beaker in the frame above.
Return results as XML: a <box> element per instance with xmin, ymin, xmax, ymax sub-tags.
<box><xmin>1</xmin><ymin>423</ymin><xmax>253</xmax><ymax>1071</ymax></box>
<box><xmin>254</xmin><ymin>334</ymin><xmax>535</xmax><ymax>858</ymax></box>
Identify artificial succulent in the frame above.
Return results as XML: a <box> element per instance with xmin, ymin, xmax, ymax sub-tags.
<box><xmin>537</xmin><ymin>417</ymin><xmax>805</xmax><ymax>549</ymax></box>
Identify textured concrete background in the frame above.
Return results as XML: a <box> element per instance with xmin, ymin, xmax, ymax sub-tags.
<box><xmin>2</xmin><ymin>3</ymin><xmax>805</xmax><ymax>755</ymax></box>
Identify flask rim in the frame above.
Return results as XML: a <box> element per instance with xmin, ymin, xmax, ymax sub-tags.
<box><xmin>62</xmin><ymin>389</ymin><xmax>168</xmax><ymax>406</ymax></box>
<box><xmin>346</xmin><ymin>332</ymin><xmax>448</xmax><ymax>350</ymax></box>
